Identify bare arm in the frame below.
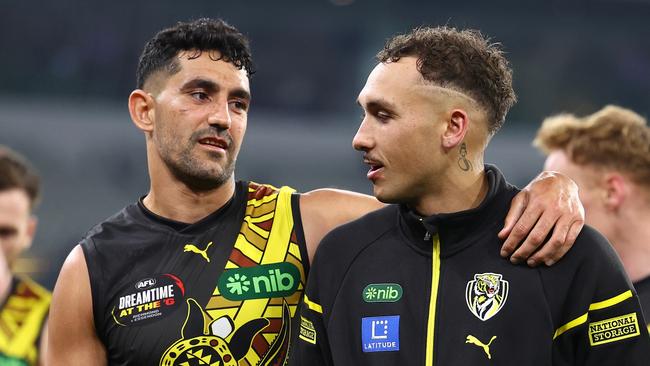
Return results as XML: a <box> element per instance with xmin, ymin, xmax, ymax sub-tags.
<box><xmin>300</xmin><ymin>189</ymin><xmax>384</xmax><ymax>262</ymax></box>
<box><xmin>498</xmin><ymin>170</ymin><xmax>585</xmax><ymax>267</ymax></box>
<box><xmin>47</xmin><ymin>245</ymin><xmax>107</xmax><ymax>365</ymax></box>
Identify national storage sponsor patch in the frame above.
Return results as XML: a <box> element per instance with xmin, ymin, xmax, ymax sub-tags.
<box><xmin>111</xmin><ymin>273</ymin><xmax>185</xmax><ymax>326</ymax></box>
<box><xmin>588</xmin><ymin>313</ymin><xmax>640</xmax><ymax>346</ymax></box>
<box><xmin>299</xmin><ymin>316</ymin><xmax>317</xmax><ymax>344</ymax></box>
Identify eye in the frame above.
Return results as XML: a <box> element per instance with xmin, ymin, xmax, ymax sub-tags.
<box><xmin>375</xmin><ymin>110</ymin><xmax>392</xmax><ymax>122</ymax></box>
<box><xmin>0</xmin><ymin>227</ymin><xmax>17</xmax><ymax>239</ymax></box>
<box><xmin>190</xmin><ymin>91</ymin><xmax>210</xmax><ymax>101</ymax></box>
<box><xmin>229</xmin><ymin>100</ymin><xmax>249</xmax><ymax>112</ymax></box>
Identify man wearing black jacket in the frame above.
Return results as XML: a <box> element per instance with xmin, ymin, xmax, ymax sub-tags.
<box><xmin>294</xmin><ymin>27</ymin><xmax>650</xmax><ymax>365</ymax></box>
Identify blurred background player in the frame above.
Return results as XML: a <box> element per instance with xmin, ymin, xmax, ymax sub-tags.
<box><xmin>0</xmin><ymin>146</ymin><xmax>51</xmax><ymax>365</ymax></box>
<box><xmin>534</xmin><ymin>105</ymin><xmax>650</xmax><ymax>331</ymax></box>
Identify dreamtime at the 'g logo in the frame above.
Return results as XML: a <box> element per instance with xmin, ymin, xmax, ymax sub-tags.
<box><xmin>465</xmin><ymin>272</ymin><xmax>509</xmax><ymax>321</ymax></box>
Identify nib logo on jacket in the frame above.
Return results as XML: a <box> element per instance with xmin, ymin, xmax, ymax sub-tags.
<box><xmin>363</xmin><ymin>283</ymin><xmax>403</xmax><ymax>303</ymax></box>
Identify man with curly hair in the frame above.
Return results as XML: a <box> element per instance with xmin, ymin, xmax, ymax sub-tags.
<box><xmin>535</xmin><ymin>105</ymin><xmax>650</xmax><ymax>334</ymax></box>
<box><xmin>47</xmin><ymin>19</ymin><xmax>585</xmax><ymax>365</ymax></box>
<box><xmin>294</xmin><ymin>27</ymin><xmax>650</xmax><ymax>365</ymax></box>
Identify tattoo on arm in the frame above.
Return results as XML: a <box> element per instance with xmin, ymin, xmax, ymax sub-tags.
<box><xmin>458</xmin><ymin>142</ymin><xmax>473</xmax><ymax>171</ymax></box>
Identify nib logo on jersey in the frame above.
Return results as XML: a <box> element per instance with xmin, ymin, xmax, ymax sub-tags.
<box><xmin>217</xmin><ymin>263</ymin><xmax>300</xmax><ymax>300</ymax></box>
<box><xmin>111</xmin><ymin>273</ymin><xmax>185</xmax><ymax>326</ymax></box>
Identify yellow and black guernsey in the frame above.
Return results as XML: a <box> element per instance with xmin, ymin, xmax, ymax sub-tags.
<box><xmin>0</xmin><ymin>276</ymin><xmax>50</xmax><ymax>366</ymax></box>
<box><xmin>81</xmin><ymin>181</ymin><xmax>309</xmax><ymax>366</ymax></box>
<box><xmin>293</xmin><ymin>166</ymin><xmax>650</xmax><ymax>365</ymax></box>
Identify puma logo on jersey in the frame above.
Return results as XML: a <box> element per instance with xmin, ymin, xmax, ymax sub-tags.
<box><xmin>465</xmin><ymin>335</ymin><xmax>496</xmax><ymax>359</ymax></box>
<box><xmin>183</xmin><ymin>242</ymin><xmax>213</xmax><ymax>262</ymax></box>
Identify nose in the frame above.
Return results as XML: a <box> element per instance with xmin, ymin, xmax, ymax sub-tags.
<box><xmin>207</xmin><ymin>99</ymin><xmax>232</xmax><ymax>130</ymax></box>
<box><xmin>352</xmin><ymin>119</ymin><xmax>373</xmax><ymax>152</ymax></box>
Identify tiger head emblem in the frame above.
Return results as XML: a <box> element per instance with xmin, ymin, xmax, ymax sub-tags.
<box><xmin>465</xmin><ymin>273</ymin><xmax>509</xmax><ymax>321</ymax></box>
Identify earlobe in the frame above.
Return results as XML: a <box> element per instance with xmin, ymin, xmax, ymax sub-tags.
<box><xmin>441</xmin><ymin>109</ymin><xmax>469</xmax><ymax>149</ymax></box>
<box><xmin>603</xmin><ymin>173</ymin><xmax>626</xmax><ymax>211</ymax></box>
<box><xmin>26</xmin><ymin>216</ymin><xmax>37</xmax><ymax>249</ymax></box>
<box><xmin>128</xmin><ymin>89</ymin><xmax>155</xmax><ymax>133</ymax></box>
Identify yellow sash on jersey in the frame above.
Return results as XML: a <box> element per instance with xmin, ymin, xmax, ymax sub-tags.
<box><xmin>159</xmin><ymin>183</ymin><xmax>307</xmax><ymax>366</ymax></box>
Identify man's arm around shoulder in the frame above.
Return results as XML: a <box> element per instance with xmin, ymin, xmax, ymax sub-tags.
<box><xmin>299</xmin><ymin>189</ymin><xmax>383</xmax><ymax>262</ymax></box>
<box><xmin>47</xmin><ymin>245</ymin><xmax>107</xmax><ymax>365</ymax></box>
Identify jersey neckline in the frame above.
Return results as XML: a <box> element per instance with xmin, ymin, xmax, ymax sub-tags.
<box><xmin>133</xmin><ymin>181</ymin><xmax>246</xmax><ymax>235</ymax></box>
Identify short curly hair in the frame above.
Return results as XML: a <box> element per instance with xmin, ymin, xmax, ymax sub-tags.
<box><xmin>136</xmin><ymin>18</ymin><xmax>254</xmax><ymax>89</ymax></box>
<box><xmin>0</xmin><ymin>146</ymin><xmax>41</xmax><ymax>210</ymax></box>
<box><xmin>534</xmin><ymin>105</ymin><xmax>650</xmax><ymax>190</ymax></box>
<box><xmin>377</xmin><ymin>26</ymin><xmax>516</xmax><ymax>135</ymax></box>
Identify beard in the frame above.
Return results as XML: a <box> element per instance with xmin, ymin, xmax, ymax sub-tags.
<box><xmin>157</xmin><ymin>128</ymin><xmax>237</xmax><ymax>192</ymax></box>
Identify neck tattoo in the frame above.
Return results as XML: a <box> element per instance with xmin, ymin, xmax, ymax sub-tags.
<box><xmin>458</xmin><ymin>142</ymin><xmax>473</xmax><ymax>171</ymax></box>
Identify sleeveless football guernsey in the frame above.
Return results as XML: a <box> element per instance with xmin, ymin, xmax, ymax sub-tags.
<box><xmin>81</xmin><ymin>181</ymin><xmax>309</xmax><ymax>365</ymax></box>
<box><xmin>0</xmin><ymin>276</ymin><xmax>50</xmax><ymax>366</ymax></box>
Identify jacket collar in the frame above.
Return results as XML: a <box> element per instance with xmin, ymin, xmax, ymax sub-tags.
<box><xmin>398</xmin><ymin>165</ymin><xmax>515</xmax><ymax>256</ymax></box>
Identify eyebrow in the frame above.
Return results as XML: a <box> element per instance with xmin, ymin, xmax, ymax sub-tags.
<box><xmin>230</xmin><ymin>88</ymin><xmax>251</xmax><ymax>102</ymax></box>
<box><xmin>181</xmin><ymin>78</ymin><xmax>219</xmax><ymax>93</ymax></box>
<box><xmin>357</xmin><ymin>98</ymin><xmax>398</xmax><ymax>113</ymax></box>
<box><xmin>180</xmin><ymin>78</ymin><xmax>251</xmax><ymax>101</ymax></box>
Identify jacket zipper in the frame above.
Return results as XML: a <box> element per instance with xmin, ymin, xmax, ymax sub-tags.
<box><xmin>425</xmin><ymin>233</ymin><xmax>441</xmax><ymax>366</ymax></box>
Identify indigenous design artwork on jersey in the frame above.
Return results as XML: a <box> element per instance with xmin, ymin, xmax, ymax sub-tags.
<box><xmin>465</xmin><ymin>272</ymin><xmax>509</xmax><ymax>321</ymax></box>
<box><xmin>159</xmin><ymin>298</ymin><xmax>292</xmax><ymax>366</ymax></box>
<box><xmin>0</xmin><ymin>278</ymin><xmax>51</xmax><ymax>365</ymax></box>
<box><xmin>160</xmin><ymin>183</ymin><xmax>306</xmax><ymax>366</ymax></box>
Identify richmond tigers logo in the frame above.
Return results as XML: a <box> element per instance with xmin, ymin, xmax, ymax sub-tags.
<box><xmin>465</xmin><ymin>273</ymin><xmax>509</xmax><ymax>321</ymax></box>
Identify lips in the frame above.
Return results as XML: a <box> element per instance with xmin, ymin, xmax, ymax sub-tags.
<box><xmin>363</xmin><ymin>156</ymin><xmax>385</xmax><ymax>181</ymax></box>
<box><xmin>198</xmin><ymin>136</ymin><xmax>229</xmax><ymax>151</ymax></box>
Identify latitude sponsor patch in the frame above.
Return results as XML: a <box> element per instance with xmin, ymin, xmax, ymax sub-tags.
<box><xmin>589</xmin><ymin>313</ymin><xmax>640</xmax><ymax>346</ymax></box>
<box><xmin>111</xmin><ymin>273</ymin><xmax>185</xmax><ymax>326</ymax></box>
<box><xmin>361</xmin><ymin>315</ymin><xmax>400</xmax><ymax>352</ymax></box>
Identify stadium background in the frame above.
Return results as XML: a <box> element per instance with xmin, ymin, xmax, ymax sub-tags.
<box><xmin>1</xmin><ymin>0</ymin><xmax>649</xmax><ymax>288</ymax></box>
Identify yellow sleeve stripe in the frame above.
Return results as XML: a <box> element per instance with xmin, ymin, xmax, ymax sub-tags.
<box><xmin>553</xmin><ymin>313</ymin><xmax>588</xmax><ymax>339</ymax></box>
<box><xmin>304</xmin><ymin>295</ymin><xmax>323</xmax><ymax>314</ymax></box>
<box><xmin>553</xmin><ymin>290</ymin><xmax>633</xmax><ymax>340</ymax></box>
<box><xmin>588</xmin><ymin>290</ymin><xmax>632</xmax><ymax>311</ymax></box>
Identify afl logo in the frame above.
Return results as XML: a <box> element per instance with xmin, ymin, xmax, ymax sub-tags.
<box><xmin>135</xmin><ymin>278</ymin><xmax>157</xmax><ymax>290</ymax></box>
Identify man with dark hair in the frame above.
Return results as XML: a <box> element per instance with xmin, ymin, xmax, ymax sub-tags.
<box><xmin>534</xmin><ymin>105</ymin><xmax>650</xmax><ymax>333</ymax></box>
<box><xmin>48</xmin><ymin>19</ymin><xmax>584</xmax><ymax>365</ymax></box>
<box><xmin>294</xmin><ymin>27</ymin><xmax>650</xmax><ymax>365</ymax></box>
<box><xmin>0</xmin><ymin>145</ymin><xmax>51</xmax><ymax>366</ymax></box>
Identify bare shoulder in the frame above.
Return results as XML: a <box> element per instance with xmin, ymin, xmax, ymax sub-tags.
<box><xmin>47</xmin><ymin>245</ymin><xmax>107</xmax><ymax>365</ymax></box>
<box><xmin>299</xmin><ymin>188</ymin><xmax>384</xmax><ymax>262</ymax></box>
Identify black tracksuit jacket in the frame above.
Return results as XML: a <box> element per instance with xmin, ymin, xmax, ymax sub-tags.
<box><xmin>292</xmin><ymin>166</ymin><xmax>650</xmax><ymax>365</ymax></box>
